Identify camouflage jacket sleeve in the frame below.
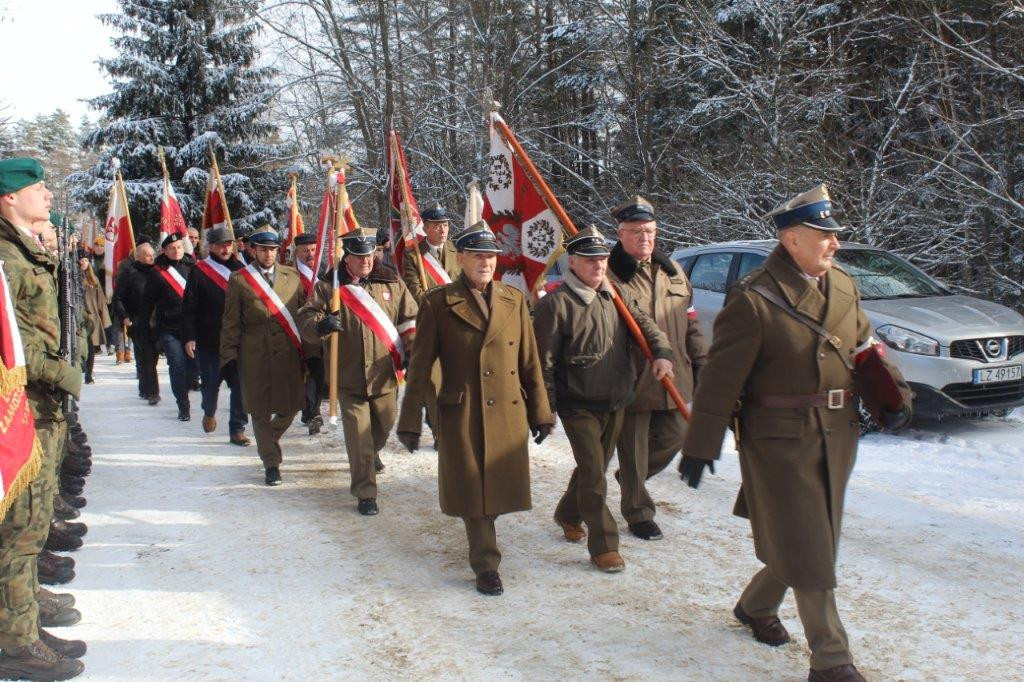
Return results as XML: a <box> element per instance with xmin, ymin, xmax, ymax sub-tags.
<box><xmin>682</xmin><ymin>286</ymin><xmax>762</xmax><ymax>461</ymax></box>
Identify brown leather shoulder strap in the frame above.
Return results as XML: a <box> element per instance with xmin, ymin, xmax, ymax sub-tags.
<box><xmin>749</xmin><ymin>283</ymin><xmax>852</xmax><ymax>370</ymax></box>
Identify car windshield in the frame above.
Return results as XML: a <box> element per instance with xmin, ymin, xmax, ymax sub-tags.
<box><xmin>835</xmin><ymin>248</ymin><xmax>948</xmax><ymax>300</ymax></box>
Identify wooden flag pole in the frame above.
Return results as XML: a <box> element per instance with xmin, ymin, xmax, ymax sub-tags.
<box><xmin>208</xmin><ymin>143</ymin><xmax>235</xmax><ymax>239</ymax></box>
<box><xmin>114</xmin><ymin>170</ymin><xmax>136</xmax><ymax>247</ymax></box>
<box><xmin>319</xmin><ymin>156</ymin><xmax>344</xmax><ymax>425</ymax></box>
<box><xmin>389</xmin><ymin>131</ymin><xmax>429</xmax><ymax>293</ymax></box>
<box><xmin>488</xmin><ymin>105</ymin><xmax>690</xmax><ymax>421</ymax></box>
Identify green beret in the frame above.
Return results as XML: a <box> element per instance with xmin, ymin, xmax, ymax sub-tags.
<box><xmin>0</xmin><ymin>157</ymin><xmax>45</xmax><ymax>195</ymax></box>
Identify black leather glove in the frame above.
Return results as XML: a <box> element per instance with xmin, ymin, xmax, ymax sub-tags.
<box><xmin>397</xmin><ymin>431</ymin><xmax>420</xmax><ymax>453</ymax></box>
<box><xmin>879</xmin><ymin>406</ymin><xmax>911</xmax><ymax>432</ymax></box>
<box><xmin>531</xmin><ymin>423</ymin><xmax>554</xmax><ymax>445</ymax></box>
<box><xmin>692</xmin><ymin>363</ymin><xmax>702</xmax><ymax>389</ymax></box>
<box><xmin>220</xmin><ymin>360</ymin><xmax>237</xmax><ymax>382</ymax></box>
<box><xmin>316</xmin><ymin>314</ymin><xmax>343</xmax><ymax>335</ymax></box>
<box><xmin>679</xmin><ymin>456</ymin><xmax>715</xmax><ymax>489</ymax></box>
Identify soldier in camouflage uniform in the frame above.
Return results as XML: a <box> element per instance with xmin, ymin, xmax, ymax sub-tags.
<box><xmin>0</xmin><ymin>158</ymin><xmax>85</xmax><ymax>680</ymax></box>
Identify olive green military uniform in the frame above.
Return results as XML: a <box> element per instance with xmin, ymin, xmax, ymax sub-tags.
<box><xmin>402</xmin><ymin>239</ymin><xmax>459</xmax><ymax>446</ymax></box>
<box><xmin>606</xmin><ymin>245</ymin><xmax>707</xmax><ymax>525</ymax></box>
<box><xmin>298</xmin><ymin>261</ymin><xmax>418</xmax><ymax>500</ymax></box>
<box><xmin>220</xmin><ymin>263</ymin><xmax>306</xmax><ymax>469</ymax></box>
<box><xmin>683</xmin><ymin>245</ymin><xmax>910</xmax><ymax>670</ymax></box>
<box><xmin>0</xmin><ymin>217</ymin><xmax>78</xmax><ymax>651</ymax></box>
<box><xmin>533</xmin><ymin>269</ymin><xmax>672</xmax><ymax>557</ymax></box>
<box><xmin>398</xmin><ymin>275</ymin><xmax>552</xmax><ymax>575</ymax></box>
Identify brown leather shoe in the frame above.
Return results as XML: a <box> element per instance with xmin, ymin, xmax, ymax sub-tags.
<box><xmin>591</xmin><ymin>551</ymin><xmax>626</xmax><ymax>573</ymax></box>
<box><xmin>124</xmin><ymin>349</ymin><xmax>132</xmax><ymax>362</ymax></box>
<box><xmin>554</xmin><ymin>515</ymin><xmax>585</xmax><ymax>543</ymax></box>
<box><xmin>475</xmin><ymin>571</ymin><xmax>503</xmax><ymax>596</ymax></box>
<box><xmin>38</xmin><ymin>628</ymin><xmax>87</xmax><ymax>658</ymax></box>
<box><xmin>115</xmin><ymin>350</ymin><xmax>125</xmax><ymax>365</ymax></box>
<box><xmin>808</xmin><ymin>664</ymin><xmax>866</xmax><ymax>682</ymax></box>
<box><xmin>230</xmin><ymin>432</ymin><xmax>250</xmax><ymax>447</ymax></box>
<box><xmin>39</xmin><ymin>599</ymin><xmax>82</xmax><ymax>628</ymax></box>
<box><xmin>202</xmin><ymin>416</ymin><xmax>217</xmax><ymax>433</ymax></box>
<box><xmin>0</xmin><ymin>639</ymin><xmax>84</xmax><ymax>680</ymax></box>
<box><xmin>733</xmin><ymin>602</ymin><xmax>791</xmax><ymax>646</ymax></box>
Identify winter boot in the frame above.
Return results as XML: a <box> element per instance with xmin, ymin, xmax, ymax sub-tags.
<box><xmin>59</xmin><ymin>493</ymin><xmax>86</xmax><ymax>509</ymax></box>
<box><xmin>52</xmin><ymin>495</ymin><xmax>80</xmax><ymax>521</ymax></box>
<box><xmin>51</xmin><ymin>520</ymin><xmax>87</xmax><ymax>538</ymax></box>
<box><xmin>44</xmin><ymin>526</ymin><xmax>83</xmax><ymax>553</ymax></box>
<box><xmin>123</xmin><ymin>347</ymin><xmax>132</xmax><ymax>362</ymax></box>
<box><xmin>39</xmin><ymin>551</ymin><xmax>75</xmax><ymax>572</ymax></box>
<box><xmin>38</xmin><ymin>599</ymin><xmax>82</xmax><ymax>628</ymax></box>
<box><xmin>0</xmin><ymin>639</ymin><xmax>84</xmax><ymax>680</ymax></box>
<box><xmin>37</xmin><ymin>587</ymin><xmax>76</xmax><ymax>610</ymax></box>
<box><xmin>61</xmin><ymin>458</ymin><xmax>90</xmax><ymax>479</ymax></box>
<box><xmin>66</xmin><ymin>440</ymin><xmax>91</xmax><ymax>458</ymax></box>
<box><xmin>115</xmin><ymin>350</ymin><xmax>125</xmax><ymax>364</ymax></box>
<box><xmin>38</xmin><ymin>629</ymin><xmax>86</xmax><ymax>659</ymax></box>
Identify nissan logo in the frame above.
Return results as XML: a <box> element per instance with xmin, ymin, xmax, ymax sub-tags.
<box><xmin>984</xmin><ymin>339</ymin><xmax>1002</xmax><ymax>357</ymax></box>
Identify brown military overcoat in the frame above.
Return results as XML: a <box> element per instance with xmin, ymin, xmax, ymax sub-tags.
<box><xmin>397</xmin><ymin>276</ymin><xmax>553</xmax><ymax>518</ymax></box>
<box><xmin>607</xmin><ymin>244</ymin><xmax>707</xmax><ymax>411</ymax></box>
<box><xmin>220</xmin><ymin>264</ymin><xmax>306</xmax><ymax>416</ymax></box>
<box><xmin>683</xmin><ymin>245</ymin><xmax>910</xmax><ymax>590</ymax></box>
<box><xmin>402</xmin><ymin>239</ymin><xmax>460</xmax><ymax>301</ymax></box>
<box><xmin>297</xmin><ymin>261</ymin><xmax>418</xmax><ymax>396</ymax></box>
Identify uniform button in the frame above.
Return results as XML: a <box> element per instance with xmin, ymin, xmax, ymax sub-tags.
<box><xmin>508</xmin><ymin>341</ymin><xmax>514</xmax><ymax>346</ymax></box>
<box><xmin>512</xmin><ymin>399</ymin><xmax>519</xmax><ymax>404</ymax></box>
<box><xmin>819</xmin><ymin>352</ymin><xmax>826</xmax><ymax>358</ymax></box>
<box><xmin>483</xmin><ymin>370</ymin><xmax>492</xmax><ymax>377</ymax></box>
<box><xmin>510</xmin><ymin>370</ymin><xmax>516</xmax><ymax>375</ymax></box>
<box><xmin>486</xmin><ymin>399</ymin><xmax>495</xmax><ymax>406</ymax></box>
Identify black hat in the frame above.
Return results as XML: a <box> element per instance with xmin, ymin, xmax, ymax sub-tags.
<box><xmin>249</xmin><ymin>227</ymin><xmax>281</xmax><ymax>246</ymax></box>
<box><xmin>161</xmin><ymin>233</ymin><xmax>184</xmax><ymax>249</ymax></box>
<box><xmin>766</xmin><ymin>184</ymin><xmax>843</xmax><ymax>232</ymax></box>
<box><xmin>421</xmin><ymin>204</ymin><xmax>448</xmax><ymax>222</ymax></box>
<box><xmin>205</xmin><ymin>227</ymin><xmax>233</xmax><ymax>245</ymax></box>
<box><xmin>341</xmin><ymin>228</ymin><xmax>377</xmax><ymax>256</ymax></box>
<box><xmin>136</xmin><ymin>235</ymin><xmax>153</xmax><ymax>246</ymax></box>
<box><xmin>566</xmin><ymin>226</ymin><xmax>610</xmax><ymax>257</ymax></box>
<box><xmin>455</xmin><ymin>221</ymin><xmax>501</xmax><ymax>253</ymax></box>
<box><xmin>612</xmin><ymin>195</ymin><xmax>656</xmax><ymax>223</ymax></box>
<box><xmin>375</xmin><ymin>227</ymin><xmax>391</xmax><ymax>245</ymax></box>
<box><xmin>293</xmin><ymin>232</ymin><xmax>317</xmax><ymax>246</ymax></box>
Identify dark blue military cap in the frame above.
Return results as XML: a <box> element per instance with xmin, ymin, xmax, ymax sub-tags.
<box><xmin>767</xmin><ymin>184</ymin><xmax>843</xmax><ymax>232</ymax></box>
<box><xmin>342</xmin><ymin>227</ymin><xmax>377</xmax><ymax>256</ymax></box>
<box><xmin>161</xmin><ymin>232</ymin><xmax>184</xmax><ymax>249</ymax></box>
<box><xmin>455</xmin><ymin>221</ymin><xmax>501</xmax><ymax>253</ymax></box>
<box><xmin>612</xmin><ymin>195</ymin><xmax>655</xmax><ymax>223</ymax></box>
<box><xmin>249</xmin><ymin>227</ymin><xmax>281</xmax><ymax>246</ymax></box>
<box><xmin>566</xmin><ymin>226</ymin><xmax>610</xmax><ymax>257</ymax></box>
<box><xmin>293</xmin><ymin>232</ymin><xmax>317</xmax><ymax>246</ymax></box>
<box><xmin>421</xmin><ymin>204</ymin><xmax>448</xmax><ymax>222</ymax></box>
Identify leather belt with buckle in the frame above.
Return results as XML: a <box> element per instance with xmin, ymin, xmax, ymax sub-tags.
<box><xmin>745</xmin><ymin>389</ymin><xmax>854</xmax><ymax>410</ymax></box>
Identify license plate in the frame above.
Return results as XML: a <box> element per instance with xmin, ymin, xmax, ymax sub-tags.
<box><xmin>972</xmin><ymin>364</ymin><xmax>1022</xmax><ymax>384</ymax></box>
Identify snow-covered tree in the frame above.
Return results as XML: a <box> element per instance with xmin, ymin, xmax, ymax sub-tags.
<box><xmin>74</xmin><ymin>0</ymin><xmax>288</xmax><ymax>238</ymax></box>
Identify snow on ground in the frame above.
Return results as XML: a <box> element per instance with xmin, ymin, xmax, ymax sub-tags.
<box><xmin>69</xmin><ymin>358</ymin><xmax>1023</xmax><ymax>681</ymax></box>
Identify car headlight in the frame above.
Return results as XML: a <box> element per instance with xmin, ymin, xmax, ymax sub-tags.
<box><xmin>876</xmin><ymin>324</ymin><xmax>939</xmax><ymax>356</ymax></box>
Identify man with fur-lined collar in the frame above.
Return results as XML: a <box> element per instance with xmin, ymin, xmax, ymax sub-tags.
<box><xmin>298</xmin><ymin>228</ymin><xmax>418</xmax><ymax>516</ymax></box>
<box><xmin>606</xmin><ymin>196</ymin><xmax>708</xmax><ymax>541</ymax></box>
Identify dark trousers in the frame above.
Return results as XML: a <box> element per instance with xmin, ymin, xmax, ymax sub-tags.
<box><xmin>107</xmin><ymin>317</ymin><xmax>125</xmax><ymax>352</ymax></box>
<box><xmin>197</xmin><ymin>349</ymin><xmax>248</xmax><ymax>435</ymax></box>
<box><xmin>84</xmin><ymin>345</ymin><xmax>96</xmax><ymax>382</ymax></box>
<box><xmin>133</xmin><ymin>335</ymin><xmax>159</xmax><ymax>399</ymax></box>
<box><xmin>159</xmin><ymin>333</ymin><xmax>196</xmax><ymax>409</ymax></box>
<box><xmin>302</xmin><ymin>357</ymin><xmax>325</xmax><ymax>422</ymax></box>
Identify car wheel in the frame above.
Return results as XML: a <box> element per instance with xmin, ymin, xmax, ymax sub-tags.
<box><xmin>988</xmin><ymin>408</ymin><xmax>1011</xmax><ymax>419</ymax></box>
<box><xmin>857</xmin><ymin>399</ymin><xmax>879</xmax><ymax>436</ymax></box>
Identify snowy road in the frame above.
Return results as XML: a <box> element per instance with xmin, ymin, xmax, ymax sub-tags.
<box><xmin>70</xmin><ymin>359</ymin><xmax>1022</xmax><ymax>681</ymax></box>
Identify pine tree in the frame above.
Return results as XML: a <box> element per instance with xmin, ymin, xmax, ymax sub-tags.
<box><xmin>73</xmin><ymin>0</ymin><xmax>287</xmax><ymax>237</ymax></box>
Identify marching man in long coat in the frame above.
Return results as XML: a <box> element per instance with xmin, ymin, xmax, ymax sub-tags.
<box><xmin>397</xmin><ymin>223</ymin><xmax>553</xmax><ymax>597</ymax></box>
<box><xmin>298</xmin><ymin>228</ymin><xmax>418</xmax><ymax>516</ymax></box>
<box><xmin>680</xmin><ymin>185</ymin><xmax>911</xmax><ymax>682</ymax></box>
<box><xmin>220</xmin><ymin>227</ymin><xmax>306</xmax><ymax>486</ymax></box>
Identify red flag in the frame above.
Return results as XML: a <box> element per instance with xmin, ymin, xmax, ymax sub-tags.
<box><xmin>280</xmin><ymin>175</ymin><xmax>304</xmax><ymax>263</ymax></box>
<box><xmin>104</xmin><ymin>172</ymin><xmax>135</xmax><ymax>297</ymax></box>
<box><xmin>387</xmin><ymin>131</ymin><xmax>423</xmax><ymax>274</ymax></box>
<box><xmin>201</xmin><ymin>169</ymin><xmax>227</xmax><ymax>232</ymax></box>
<box><xmin>311</xmin><ymin>168</ymin><xmax>358</xmax><ymax>277</ymax></box>
<box><xmin>482</xmin><ymin>112</ymin><xmax>563</xmax><ymax>294</ymax></box>
<box><xmin>160</xmin><ymin>174</ymin><xmax>192</xmax><ymax>255</ymax></box>
<box><xmin>0</xmin><ymin>261</ymin><xmax>42</xmax><ymax>519</ymax></box>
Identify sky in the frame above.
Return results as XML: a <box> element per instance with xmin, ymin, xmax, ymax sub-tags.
<box><xmin>0</xmin><ymin>0</ymin><xmax>119</xmax><ymax>123</ymax></box>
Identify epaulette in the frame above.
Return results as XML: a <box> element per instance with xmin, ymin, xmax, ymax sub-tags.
<box><xmin>733</xmin><ymin>264</ymin><xmax>768</xmax><ymax>292</ymax></box>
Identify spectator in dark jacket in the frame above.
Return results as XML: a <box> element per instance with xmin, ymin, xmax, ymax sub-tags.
<box><xmin>113</xmin><ymin>242</ymin><xmax>159</xmax><ymax>402</ymax></box>
<box><xmin>182</xmin><ymin>226</ymin><xmax>249</xmax><ymax>445</ymax></box>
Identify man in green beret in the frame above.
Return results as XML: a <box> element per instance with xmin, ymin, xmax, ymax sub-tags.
<box><xmin>0</xmin><ymin>158</ymin><xmax>85</xmax><ymax>679</ymax></box>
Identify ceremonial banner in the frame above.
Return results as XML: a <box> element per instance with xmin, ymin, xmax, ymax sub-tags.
<box><xmin>195</xmin><ymin>257</ymin><xmax>231</xmax><ymax>292</ymax></box>
<box><xmin>104</xmin><ymin>170</ymin><xmax>135</xmax><ymax>298</ymax></box>
<box><xmin>482</xmin><ymin>111</ymin><xmax>563</xmax><ymax>295</ymax></box>
<box><xmin>311</xmin><ymin>170</ymin><xmax>339</xmax><ymax>279</ymax></box>
<box><xmin>158</xmin><ymin>147</ymin><xmax>192</xmax><ymax>254</ymax></box>
<box><xmin>387</xmin><ymin>131</ymin><xmax>424</xmax><ymax>273</ymax></box>
<box><xmin>238</xmin><ymin>264</ymin><xmax>303</xmax><ymax>354</ymax></box>
<box><xmin>280</xmin><ymin>175</ymin><xmax>304</xmax><ymax>263</ymax></box>
<box><xmin>202</xmin><ymin>146</ymin><xmax>233</xmax><ymax>237</ymax></box>
<box><xmin>0</xmin><ymin>261</ymin><xmax>42</xmax><ymax>519</ymax></box>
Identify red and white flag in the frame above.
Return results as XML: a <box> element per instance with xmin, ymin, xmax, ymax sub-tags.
<box><xmin>481</xmin><ymin>112</ymin><xmax>563</xmax><ymax>295</ymax></box>
<box><xmin>337</xmin><ymin>284</ymin><xmax>413</xmax><ymax>382</ymax></box>
<box><xmin>387</xmin><ymin>131</ymin><xmax>424</xmax><ymax>273</ymax></box>
<box><xmin>160</xmin><ymin>173</ymin><xmax>192</xmax><ymax>255</ymax></box>
<box><xmin>201</xmin><ymin>159</ymin><xmax>230</xmax><ymax>234</ymax></box>
<box><xmin>0</xmin><ymin>261</ymin><xmax>42</xmax><ymax>519</ymax></box>
<box><xmin>312</xmin><ymin>168</ymin><xmax>358</xmax><ymax>278</ymax></box>
<box><xmin>280</xmin><ymin>175</ymin><xmax>304</xmax><ymax>263</ymax></box>
<box><xmin>104</xmin><ymin>172</ymin><xmax>135</xmax><ymax>298</ymax></box>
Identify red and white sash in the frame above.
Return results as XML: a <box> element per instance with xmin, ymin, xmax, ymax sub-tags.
<box><xmin>421</xmin><ymin>250</ymin><xmax>452</xmax><ymax>287</ymax></box>
<box><xmin>195</xmin><ymin>257</ymin><xmax>232</xmax><ymax>292</ymax></box>
<box><xmin>337</xmin><ymin>284</ymin><xmax>414</xmax><ymax>381</ymax></box>
<box><xmin>295</xmin><ymin>260</ymin><xmax>315</xmax><ymax>295</ymax></box>
<box><xmin>157</xmin><ymin>265</ymin><xmax>187</xmax><ymax>298</ymax></box>
<box><xmin>238</xmin><ymin>264</ymin><xmax>303</xmax><ymax>354</ymax></box>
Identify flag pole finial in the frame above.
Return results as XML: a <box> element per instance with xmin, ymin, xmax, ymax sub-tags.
<box><xmin>482</xmin><ymin>87</ymin><xmax>501</xmax><ymax>114</ymax></box>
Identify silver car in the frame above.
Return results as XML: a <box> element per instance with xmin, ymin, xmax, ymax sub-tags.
<box><xmin>671</xmin><ymin>240</ymin><xmax>1024</xmax><ymax>418</ymax></box>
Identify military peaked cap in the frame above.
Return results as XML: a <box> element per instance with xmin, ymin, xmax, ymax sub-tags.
<box><xmin>566</xmin><ymin>226</ymin><xmax>610</xmax><ymax>257</ymax></box>
<box><xmin>0</xmin><ymin>157</ymin><xmax>44</xmax><ymax>195</ymax></box>
<box><xmin>612</xmin><ymin>195</ymin><xmax>655</xmax><ymax>223</ymax></box>
<box><xmin>342</xmin><ymin>227</ymin><xmax>377</xmax><ymax>256</ymax></box>
<box><xmin>767</xmin><ymin>184</ymin><xmax>843</xmax><ymax>232</ymax></box>
<box><xmin>249</xmin><ymin>227</ymin><xmax>281</xmax><ymax>246</ymax></box>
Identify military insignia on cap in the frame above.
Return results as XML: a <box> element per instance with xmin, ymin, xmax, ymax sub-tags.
<box><xmin>766</xmin><ymin>184</ymin><xmax>844</xmax><ymax>233</ymax></box>
<box><xmin>612</xmin><ymin>195</ymin><xmax>656</xmax><ymax>223</ymax></box>
<box><xmin>342</xmin><ymin>227</ymin><xmax>377</xmax><ymax>255</ymax></box>
<box><xmin>161</xmin><ymin>232</ymin><xmax>184</xmax><ymax>248</ymax></box>
<box><xmin>566</xmin><ymin>225</ymin><xmax>611</xmax><ymax>257</ymax></box>
<box><xmin>455</xmin><ymin>220</ymin><xmax>502</xmax><ymax>253</ymax></box>
<box><xmin>421</xmin><ymin>204</ymin><xmax>448</xmax><ymax>222</ymax></box>
<box><xmin>249</xmin><ymin>226</ymin><xmax>281</xmax><ymax>246</ymax></box>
